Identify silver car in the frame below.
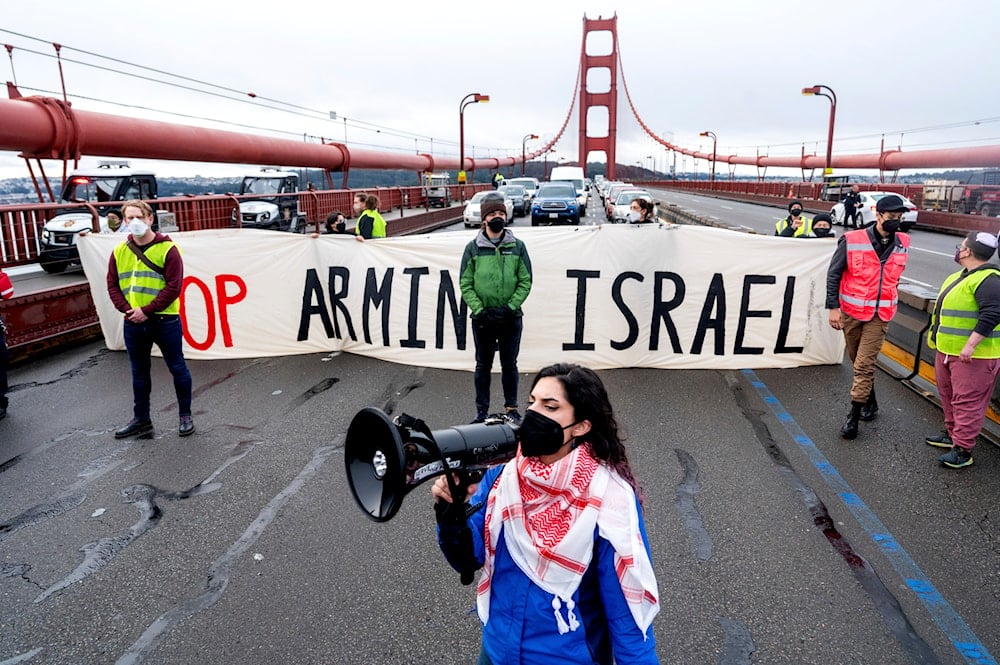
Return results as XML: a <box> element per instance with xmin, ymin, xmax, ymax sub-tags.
<box><xmin>463</xmin><ymin>191</ymin><xmax>514</xmax><ymax>228</ymax></box>
<box><xmin>609</xmin><ymin>190</ymin><xmax>658</xmax><ymax>224</ymax></box>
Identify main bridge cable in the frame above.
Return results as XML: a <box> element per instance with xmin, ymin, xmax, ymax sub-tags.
<box><xmin>0</xmin><ymin>29</ymin><xmax>524</xmax><ymax>157</ymax></box>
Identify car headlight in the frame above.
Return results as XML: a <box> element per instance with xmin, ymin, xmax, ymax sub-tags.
<box><xmin>42</xmin><ymin>229</ymin><xmax>50</xmax><ymax>241</ymax></box>
<box><xmin>258</xmin><ymin>212</ymin><xmax>270</xmax><ymax>222</ymax></box>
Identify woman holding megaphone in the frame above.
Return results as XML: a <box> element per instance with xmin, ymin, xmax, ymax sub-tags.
<box><xmin>431</xmin><ymin>363</ymin><xmax>660</xmax><ymax>665</ymax></box>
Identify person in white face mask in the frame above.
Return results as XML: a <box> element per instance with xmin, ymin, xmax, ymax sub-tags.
<box><xmin>626</xmin><ymin>197</ymin><xmax>656</xmax><ymax>224</ymax></box>
<box><xmin>106</xmin><ymin>199</ymin><xmax>194</xmax><ymax>440</ymax></box>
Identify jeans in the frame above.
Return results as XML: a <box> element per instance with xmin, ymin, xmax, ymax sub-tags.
<box><xmin>123</xmin><ymin>315</ymin><xmax>192</xmax><ymax>421</ymax></box>
<box><xmin>472</xmin><ymin>316</ymin><xmax>523</xmax><ymax>416</ymax></box>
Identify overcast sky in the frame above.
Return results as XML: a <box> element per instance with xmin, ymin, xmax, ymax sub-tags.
<box><xmin>3</xmin><ymin>0</ymin><xmax>999</xmax><ymax>180</ymax></box>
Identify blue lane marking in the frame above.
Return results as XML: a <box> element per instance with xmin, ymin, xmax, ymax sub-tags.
<box><xmin>742</xmin><ymin>369</ymin><xmax>996</xmax><ymax>665</ymax></box>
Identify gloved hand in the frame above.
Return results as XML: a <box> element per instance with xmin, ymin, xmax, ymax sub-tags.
<box><xmin>486</xmin><ymin>306</ymin><xmax>510</xmax><ymax>322</ymax></box>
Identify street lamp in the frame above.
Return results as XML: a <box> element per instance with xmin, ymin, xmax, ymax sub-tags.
<box><xmin>543</xmin><ymin>148</ymin><xmax>556</xmax><ymax>180</ymax></box>
<box><xmin>699</xmin><ymin>131</ymin><xmax>717</xmax><ymax>185</ymax></box>
<box><xmin>521</xmin><ymin>134</ymin><xmax>538</xmax><ymax>176</ymax></box>
<box><xmin>802</xmin><ymin>84</ymin><xmax>837</xmax><ymax>175</ymax></box>
<box><xmin>459</xmin><ymin>93</ymin><xmax>489</xmax><ymax>184</ymax></box>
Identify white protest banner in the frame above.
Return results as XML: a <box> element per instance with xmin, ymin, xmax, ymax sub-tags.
<box><xmin>78</xmin><ymin>224</ymin><xmax>844</xmax><ymax>371</ymax></box>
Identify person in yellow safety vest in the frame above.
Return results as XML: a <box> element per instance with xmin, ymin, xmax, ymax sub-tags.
<box><xmin>354</xmin><ymin>194</ymin><xmax>387</xmax><ymax>241</ymax></box>
<box><xmin>106</xmin><ymin>199</ymin><xmax>194</xmax><ymax>439</ymax></box>
<box><xmin>775</xmin><ymin>200</ymin><xmax>813</xmax><ymax>237</ymax></box>
<box><xmin>925</xmin><ymin>231</ymin><xmax>1000</xmax><ymax>469</ymax></box>
<box><xmin>825</xmin><ymin>194</ymin><xmax>910</xmax><ymax>440</ymax></box>
<box><xmin>492</xmin><ymin>171</ymin><xmax>505</xmax><ymax>190</ymax></box>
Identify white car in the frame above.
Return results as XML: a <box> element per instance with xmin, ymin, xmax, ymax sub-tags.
<box><xmin>608</xmin><ymin>189</ymin><xmax>658</xmax><ymax>224</ymax></box>
<box><xmin>831</xmin><ymin>191</ymin><xmax>918</xmax><ymax>231</ymax></box>
<box><xmin>463</xmin><ymin>191</ymin><xmax>514</xmax><ymax>228</ymax></box>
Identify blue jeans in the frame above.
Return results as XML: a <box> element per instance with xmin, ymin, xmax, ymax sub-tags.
<box><xmin>123</xmin><ymin>315</ymin><xmax>192</xmax><ymax>421</ymax></box>
<box><xmin>472</xmin><ymin>316</ymin><xmax>523</xmax><ymax>416</ymax></box>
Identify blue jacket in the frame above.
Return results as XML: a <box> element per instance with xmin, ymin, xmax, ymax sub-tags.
<box><xmin>437</xmin><ymin>465</ymin><xmax>659</xmax><ymax>665</ymax></box>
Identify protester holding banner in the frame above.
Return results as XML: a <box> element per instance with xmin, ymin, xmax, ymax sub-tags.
<box><xmin>826</xmin><ymin>194</ymin><xmax>910</xmax><ymax>439</ymax></box>
<box><xmin>432</xmin><ymin>363</ymin><xmax>659</xmax><ymax>665</ymax></box>
<box><xmin>809</xmin><ymin>212</ymin><xmax>835</xmax><ymax>239</ymax></box>
<box><xmin>925</xmin><ymin>231</ymin><xmax>1000</xmax><ymax>469</ymax></box>
<box><xmin>0</xmin><ymin>266</ymin><xmax>13</xmax><ymax>421</ymax></box>
<box><xmin>775</xmin><ymin>200</ymin><xmax>813</xmax><ymax>237</ymax></box>
<box><xmin>460</xmin><ymin>192</ymin><xmax>533</xmax><ymax>424</ymax></box>
<box><xmin>106</xmin><ymin>199</ymin><xmax>194</xmax><ymax>439</ymax></box>
<box><xmin>354</xmin><ymin>194</ymin><xmax>387</xmax><ymax>240</ymax></box>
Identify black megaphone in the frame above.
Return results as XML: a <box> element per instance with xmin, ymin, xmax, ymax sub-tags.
<box><xmin>344</xmin><ymin>407</ymin><xmax>518</xmax><ymax>522</ymax></box>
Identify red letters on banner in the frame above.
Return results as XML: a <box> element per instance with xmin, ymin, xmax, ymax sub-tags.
<box><xmin>180</xmin><ymin>274</ymin><xmax>248</xmax><ymax>350</ymax></box>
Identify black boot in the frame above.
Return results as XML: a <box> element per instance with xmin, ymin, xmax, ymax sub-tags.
<box><xmin>859</xmin><ymin>390</ymin><xmax>878</xmax><ymax>422</ymax></box>
<box><xmin>841</xmin><ymin>401</ymin><xmax>864</xmax><ymax>440</ymax></box>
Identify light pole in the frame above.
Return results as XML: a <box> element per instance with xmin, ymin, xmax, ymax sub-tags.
<box><xmin>543</xmin><ymin>148</ymin><xmax>556</xmax><ymax>180</ymax></box>
<box><xmin>699</xmin><ymin>131</ymin><xmax>717</xmax><ymax>186</ymax></box>
<box><xmin>802</xmin><ymin>84</ymin><xmax>837</xmax><ymax>175</ymax></box>
<box><xmin>459</xmin><ymin>93</ymin><xmax>489</xmax><ymax>185</ymax></box>
<box><xmin>521</xmin><ymin>133</ymin><xmax>538</xmax><ymax>176</ymax></box>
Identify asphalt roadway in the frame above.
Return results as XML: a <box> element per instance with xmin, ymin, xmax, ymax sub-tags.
<box><xmin>1</xmin><ymin>196</ymin><xmax>997</xmax><ymax>665</ymax></box>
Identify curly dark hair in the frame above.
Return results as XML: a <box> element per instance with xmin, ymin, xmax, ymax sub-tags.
<box><xmin>531</xmin><ymin>363</ymin><xmax>643</xmax><ymax>502</ymax></box>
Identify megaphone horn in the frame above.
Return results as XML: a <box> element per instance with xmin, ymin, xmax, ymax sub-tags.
<box><xmin>344</xmin><ymin>407</ymin><xmax>518</xmax><ymax>522</ymax></box>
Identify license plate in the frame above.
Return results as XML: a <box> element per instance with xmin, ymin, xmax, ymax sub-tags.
<box><xmin>548</xmin><ymin>213</ymin><xmax>558</xmax><ymax>218</ymax></box>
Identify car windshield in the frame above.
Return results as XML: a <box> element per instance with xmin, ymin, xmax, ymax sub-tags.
<box><xmin>471</xmin><ymin>192</ymin><xmax>491</xmax><ymax>203</ymax></box>
<box><xmin>616</xmin><ymin>191</ymin><xmax>648</xmax><ymax>205</ymax></box>
<box><xmin>505</xmin><ymin>186</ymin><xmax>526</xmax><ymax>195</ymax></box>
<box><xmin>538</xmin><ymin>184</ymin><xmax>575</xmax><ymax>197</ymax></box>
<box><xmin>61</xmin><ymin>176</ymin><xmax>122</xmax><ymax>203</ymax></box>
<box><xmin>242</xmin><ymin>177</ymin><xmax>284</xmax><ymax>195</ymax></box>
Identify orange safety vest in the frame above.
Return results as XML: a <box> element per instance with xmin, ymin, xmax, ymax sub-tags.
<box><xmin>838</xmin><ymin>229</ymin><xmax>910</xmax><ymax>322</ymax></box>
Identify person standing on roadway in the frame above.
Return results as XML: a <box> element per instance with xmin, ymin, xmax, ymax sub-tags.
<box><xmin>431</xmin><ymin>363</ymin><xmax>660</xmax><ymax>665</ymax></box>
<box><xmin>809</xmin><ymin>212</ymin><xmax>835</xmax><ymax>238</ymax></box>
<box><xmin>628</xmin><ymin>198</ymin><xmax>657</xmax><ymax>224</ymax></box>
<box><xmin>826</xmin><ymin>195</ymin><xmax>911</xmax><ymax>440</ymax></box>
<box><xmin>460</xmin><ymin>192</ymin><xmax>532</xmax><ymax>424</ymax></box>
<box><xmin>354</xmin><ymin>194</ymin><xmax>387</xmax><ymax>240</ymax></box>
<box><xmin>925</xmin><ymin>231</ymin><xmax>1000</xmax><ymax>469</ymax></box>
<box><xmin>0</xmin><ymin>266</ymin><xmax>13</xmax><ymax>421</ymax></box>
<box><xmin>842</xmin><ymin>185</ymin><xmax>863</xmax><ymax>229</ymax></box>
<box><xmin>492</xmin><ymin>171</ymin><xmax>505</xmax><ymax>189</ymax></box>
<box><xmin>106</xmin><ymin>199</ymin><xmax>194</xmax><ymax>439</ymax></box>
<box><xmin>775</xmin><ymin>200</ymin><xmax>813</xmax><ymax>237</ymax></box>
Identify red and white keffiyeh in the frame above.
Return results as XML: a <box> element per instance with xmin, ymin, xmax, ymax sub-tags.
<box><xmin>477</xmin><ymin>444</ymin><xmax>659</xmax><ymax>637</ymax></box>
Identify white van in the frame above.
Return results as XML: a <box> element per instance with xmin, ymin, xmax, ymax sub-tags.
<box><xmin>548</xmin><ymin>166</ymin><xmax>587</xmax><ymax>213</ymax></box>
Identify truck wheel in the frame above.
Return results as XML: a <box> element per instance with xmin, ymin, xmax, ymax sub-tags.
<box><xmin>980</xmin><ymin>203</ymin><xmax>995</xmax><ymax>217</ymax></box>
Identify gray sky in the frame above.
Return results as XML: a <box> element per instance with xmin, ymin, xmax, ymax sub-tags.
<box><xmin>2</xmin><ymin>0</ymin><xmax>999</xmax><ymax>180</ymax></box>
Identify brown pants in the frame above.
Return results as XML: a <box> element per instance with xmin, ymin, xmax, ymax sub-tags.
<box><xmin>841</xmin><ymin>313</ymin><xmax>889</xmax><ymax>402</ymax></box>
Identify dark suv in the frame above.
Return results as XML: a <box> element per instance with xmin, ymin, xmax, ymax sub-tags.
<box><xmin>530</xmin><ymin>183</ymin><xmax>581</xmax><ymax>226</ymax></box>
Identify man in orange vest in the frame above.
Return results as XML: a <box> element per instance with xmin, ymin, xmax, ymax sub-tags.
<box><xmin>825</xmin><ymin>195</ymin><xmax>911</xmax><ymax>439</ymax></box>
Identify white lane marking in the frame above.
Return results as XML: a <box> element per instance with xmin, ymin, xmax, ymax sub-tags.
<box><xmin>909</xmin><ymin>245</ymin><xmax>952</xmax><ymax>259</ymax></box>
<box><xmin>901</xmin><ymin>276</ymin><xmax>935</xmax><ymax>288</ymax></box>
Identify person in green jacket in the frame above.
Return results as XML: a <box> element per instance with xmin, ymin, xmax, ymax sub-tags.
<box><xmin>459</xmin><ymin>192</ymin><xmax>532</xmax><ymax>424</ymax></box>
<box><xmin>354</xmin><ymin>194</ymin><xmax>386</xmax><ymax>240</ymax></box>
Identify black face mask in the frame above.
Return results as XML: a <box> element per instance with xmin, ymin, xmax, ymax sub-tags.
<box><xmin>486</xmin><ymin>217</ymin><xmax>506</xmax><ymax>233</ymax></box>
<box><xmin>517</xmin><ymin>409</ymin><xmax>576</xmax><ymax>457</ymax></box>
<box><xmin>790</xmin><ymin>208</ymin><xmax>802</xmax><ymax>217</ymax></box>
<box><xmin>814</xmin><ymin>227</ymin><xmax>831</xmax><ymax>237</ymax></box>
<box><xmin>881</xmin><ymin>218</ymin><xmax>901</xmax><ymax>234</ymax></box>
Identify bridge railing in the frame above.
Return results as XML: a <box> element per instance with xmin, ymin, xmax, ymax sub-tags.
<box><xmin>0</xmin><ymin>183</ymin><xmax>493</xmax><ymax>269</ymax></box>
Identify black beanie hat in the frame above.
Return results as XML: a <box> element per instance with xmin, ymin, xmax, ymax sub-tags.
<box><xmin>788</xmin><ymin>199</ymin><xmax>802</xmax><ymax>212</ymax></box>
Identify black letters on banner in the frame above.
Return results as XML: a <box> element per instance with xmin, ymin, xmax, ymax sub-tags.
<box><xmin>363</xmin><ymin>268</ymin><xmax>393</xmax><ymax>346</ymax></box>
<box><xmin>650</xmin><ymin>272</ymin><xmax>685</xmax><ymax>352</ymax></box>
<box><xmin>774</xmin><ymin>275</ymin><xmax>804</xmax><ymax>353</ymax></box>
<box><xmin>436</xmin><ymin>270</ymin><xmax>468</xmax><ymax>350</ymax></box>
<box><xmin>690</xmin><ymin>273</ymin><xmax>726</xmax><ymax>356</ymax></box>
<box><xmin>400</xmin><ymin>267</ymin><xmax>429</xmax><ymax>349</ymax></box>
<box><xmin>329</xmin><ymin>266</ymin><xmax>357</xmax><ymax>341</ymax></box>
<box><xmin>298</xmin><ymin>269</ymin><xmax>335</xmax><ymax>342</ymax></box>
<box><xmin>563</xmin><ymin>269</ymin><xmax>600</xmax><ymax>351</ymax></box>
<box><xmin>610</xmin><ymin>271</ymin><xmax>643</xmax><ymax>351</ymax></box>
<box><xmin>734</xmin><ymin>275</ymin><xmax>774</xmax><ymax>355</ymax></box>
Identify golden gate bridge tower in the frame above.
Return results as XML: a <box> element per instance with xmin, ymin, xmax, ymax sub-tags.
<box><xmin>578</xmin><ymin>14</ymin><xmax>620</xmax><ymax>180</ymax></box>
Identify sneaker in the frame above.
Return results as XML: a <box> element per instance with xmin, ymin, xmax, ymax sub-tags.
<box><xmin>179</xmin><ymin>415</ymin><xmax>195</xmax><ymax>437</ymax></box>
<box><xmin>471</xmin><ymin>412</ymin><xmax>488</xmax><ymax>424</ymax></box>
<box><xmin>504</xmin><ymin>409</ymin><xmax>522</xmax><ymax>426</ymax></box>
<box><xmin>938</xmin><ymin>446</ymin><xmax>973</xmax><ymax>469</ymax></box>
<box><xmin>0</xmin><ymin>406</ymin><xmax>6</xmax><ymax>421</ymax></box>
<box><xmin>925</xmin><ymin>432</ymin><xmax>953</xmax><ymax>449</ymax></box>
<box><xmin>114</xmin><ymin>418</ymin><xmax>153</xmax><ymax>439</ymax></box>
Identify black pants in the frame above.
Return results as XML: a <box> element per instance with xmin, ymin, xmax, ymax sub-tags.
<box><xmin>472</xmin><ymin>316</ymin><xmax>523</xmax><ymax>416</ymax></box>
<box><xmin>0</xmin><ymin>318</ymin><xmax>8</xmax><ymax>409</ymax></box>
